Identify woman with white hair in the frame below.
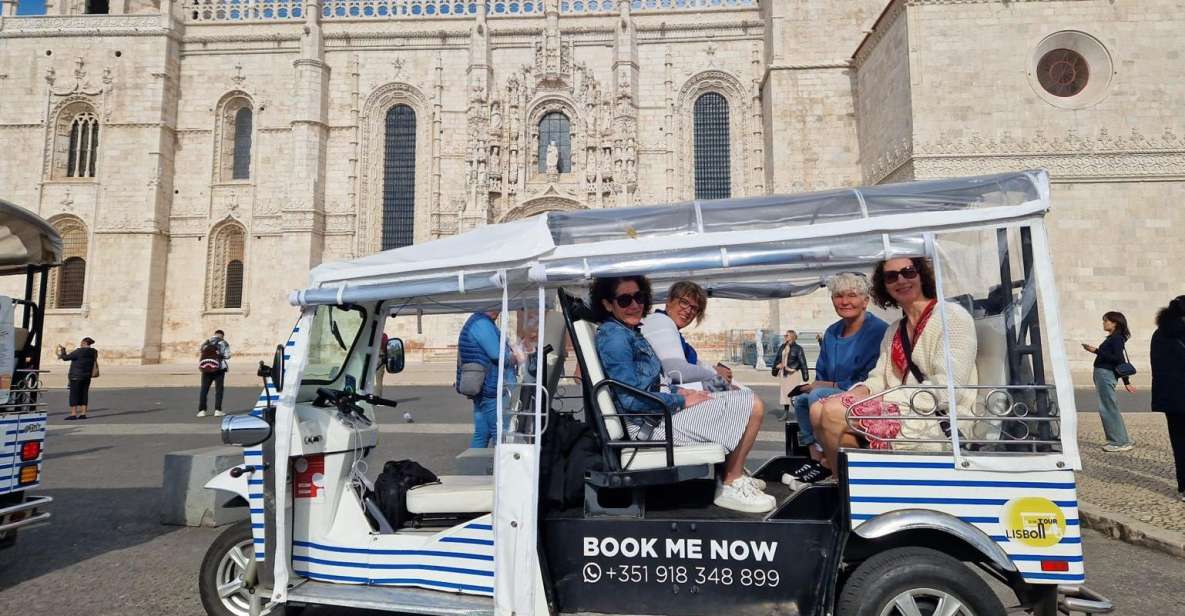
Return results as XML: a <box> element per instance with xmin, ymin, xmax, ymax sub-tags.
<box><xmin>786</xmin><ymin>272</ymin><xmax>888</xmax><ymax>482</ymax></box>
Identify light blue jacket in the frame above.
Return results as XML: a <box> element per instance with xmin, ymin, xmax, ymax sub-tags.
<box><xmin>595</xmin><ymin>318</ymin><xmax>684</xmax><ymax>426</ymax></box>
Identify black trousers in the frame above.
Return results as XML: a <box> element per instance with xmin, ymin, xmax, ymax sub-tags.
<box><xmin>68</xmin><ymin>377</ymin><xmax>92</xmax><ymax>407</ymax></box>
<box><xmin>1167</xmin><ymin>413</ymin><xmax>1185</xmax><ymax>494</ymax></box>
<box><xmin>199</xmin><ymin>370</ymin><xmax>225</xmax><ymax>412</ymax></box>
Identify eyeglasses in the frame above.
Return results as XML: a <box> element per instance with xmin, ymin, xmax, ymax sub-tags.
<box><xmin>674</xmin><ymin>296</ymin><xmax>701</xmax><ymax>315</ymax></box>
<box><xmin>882</xmin><ymin>266</ymin><xmax>919</xmax><ymax>284</ymax></box>
<box><xmin>613</xmin><ymin>292</ymin><xmax>648</xmax><ymax>309</ymax></box>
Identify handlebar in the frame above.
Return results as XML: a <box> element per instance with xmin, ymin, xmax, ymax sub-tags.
<box><xmin>315</xmin><ymin>387</ymin><xmax>399</xmax><ymax>416</ymax></box>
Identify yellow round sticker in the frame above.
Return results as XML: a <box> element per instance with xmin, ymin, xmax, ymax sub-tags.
<box><xmin>1001</xmin><ymin>497</ymin><xmax>1067</xmax><ymax>548</ymax></box>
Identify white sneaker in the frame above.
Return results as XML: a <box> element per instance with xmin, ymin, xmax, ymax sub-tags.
<box><xmin>781</xmin><ymin>473</ymin><xmax>809</xmax><ymax>492</ymax></box>
<box><xmin>1102</xmin><ymin>443</ymin><xmax>1134</xmax><ymax>452</ymax></box>
<box><xmin>196</xmin><ymin>410</ymin><xmax>208</xmax><ymax>418</ymax></box>
<box><xmin>741</xmin><ymin>472</ymin><xmax>767</xmax><ymax>491</ymax></box>
<box><xmin>213</xmin><ymin>410</ymin><xmax>225</xmax><ymax>417</ymax></box>
<box><xmin>714</xmin><ymin>479</ymin><xmax>776</xmax><ymax>513</ymax></box>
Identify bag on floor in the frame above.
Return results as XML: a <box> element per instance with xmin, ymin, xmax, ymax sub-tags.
<box><xmin>373</xmin><ymin>459</ymin><xmax>439</xmax><ymax>529</ymax></box>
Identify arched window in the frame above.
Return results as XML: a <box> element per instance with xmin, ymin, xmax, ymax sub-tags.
<box><xmin>537</xmin><ymin>112</ymin><xmax>571</xmax><ymax>173</ymax></box>
<box><xmin>382</xmin><ymin>105</ymin><xmax>416</xmax><ymax>250</ymax></box>
<box><xmin>207</xmin><ymin>223</ymin><xmax>246</xmax><ymax>310</ymax></box>
<box><xmin>231</xmin><ymin>107</ymin><xmax>253</xmax><ymax>180</ymax></box>
<box><xmin>217</xmin><ymin>96</ymin><xmax>253</xmax><ymax>182</ymax></box>
<box><xmin>49</xmin><ymin>218</ymin><xmax>88</xmax><ymax>309</ymax></box>
<box><xmin>693</xmin><ymin>92</ymin><xmax>731</xmax><ymax>200</ymax></box>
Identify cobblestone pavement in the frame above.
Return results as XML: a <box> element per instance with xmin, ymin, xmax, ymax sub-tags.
<box><xmin>1076</xmin><ymin>411</ymin><xmax>1185</xmax><ymax>542</ymax></box>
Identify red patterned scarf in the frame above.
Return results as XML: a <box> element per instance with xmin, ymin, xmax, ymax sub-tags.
<box><xmin>890</xmin><ymin>299</ymin><xmax>938</xmax><ymax>383</ymax></box>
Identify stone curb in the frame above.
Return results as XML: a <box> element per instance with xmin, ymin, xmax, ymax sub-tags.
<box><xmin>1079</xmin><ymin>502</ymin><xmax>1185</xmax><ymax>560</ymax></box>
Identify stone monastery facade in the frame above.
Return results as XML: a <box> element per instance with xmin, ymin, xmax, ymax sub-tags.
<box><xmin>0</xmin><ymin>0</ymin><xmax>1182</xmax><ymax>372</ymax></box>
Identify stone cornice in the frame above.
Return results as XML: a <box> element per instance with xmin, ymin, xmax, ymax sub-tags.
<box><xmin>0</xmin><ymin>15</ymin><xmax>177</xmax><ymax>39</ymax></box>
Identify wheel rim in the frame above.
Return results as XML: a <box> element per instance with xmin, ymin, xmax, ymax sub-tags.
<box><xmin>878</xmin><ymin>587</ymin><xmax>975</xmax><ymax>616</ymax></box>
<box><xmin>214</xmin><ymin>537</ymin><xmax>257</xmax><ymax>616</ymax></box>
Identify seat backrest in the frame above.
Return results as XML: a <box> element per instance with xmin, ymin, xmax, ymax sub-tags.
<box><xmin>972</xmin><ymin>314</ymin><xmax>1008</xmax><ymax>441</ymax></box>
<box><xmin>569</xmin><ymin>319</ymin><xmax>626</xmax><ymax>441</ymax></box>
<box><xmin>13</xmin><ymin>327</ymin><xmax>28</xmax><ymax>351</ymax></box>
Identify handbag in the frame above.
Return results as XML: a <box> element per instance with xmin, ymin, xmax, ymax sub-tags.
<box><xmin>1114</xmin><ymin>348</ymin><xmax>1137</xmax><ymax>378</ymax></box>
<box><xmin>770</xmin><ymin>364</ymin><xmax>779</xmax><ymax>377</ymax></box>
<box><xmin>91</xmin><ymin>358</ymin><xmax>100</xmax><ymax>379</ymax></box>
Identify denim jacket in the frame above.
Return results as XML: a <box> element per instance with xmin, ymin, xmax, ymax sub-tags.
<box><xmin>595</xmin><ymin>318</ymin><xmax>685</xmax><ymax>425</ymax></box>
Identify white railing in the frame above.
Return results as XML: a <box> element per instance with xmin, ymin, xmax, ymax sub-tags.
<box><xmin>184</xmin><ymin>0</ymin><xmax>756</xmax><ymax>23</ymax></box>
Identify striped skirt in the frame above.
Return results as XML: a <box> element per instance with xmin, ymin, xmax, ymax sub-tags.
<box><xmin>627</xmin><ymin>389</ymin><xmax>755</xmax><ymax>453</ymax></box>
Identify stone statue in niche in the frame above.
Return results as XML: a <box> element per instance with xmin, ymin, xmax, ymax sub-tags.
<box><xmin>626</xmin><ymin>158</ymin><xmax>636</xmax><ymax>184</ymax></box>
<box><xmin>490</xmin><ymin>146</ymin><xmax>502</xmax><ymax>172</ymax></box>
<box><xmin>586</xmin><ymin>165</ymin><xmax>598</xmax><ymax>193</ymax></box>
<box><xmin>546</xmin><ymin>141</ymin><xmax>559</xmax><ymax>174</ymax></box>
<box><xmin>599</xmin><ymin>102</ymin><xmax>611</xmax><ymax>136</ymax></box>
<box><xmin>626</xmin><ymin>136</ymin><xmax>637</xmax><ymax>163</ymax></box>
<box><xmin>490</xmin><ymin>102</ymin><xmax>503</xmax><ymax>132</ymax></box>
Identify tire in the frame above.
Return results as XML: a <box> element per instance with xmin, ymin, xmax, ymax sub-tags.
<box><xmin>199</xmin><ymin>519</ymin><xmax>289</xmax><ymax>616</ymax></box>
<box><xmin>837</xmin><ymin>547</ymin><xmax>1006</xmax><ymax>616</ymax></box>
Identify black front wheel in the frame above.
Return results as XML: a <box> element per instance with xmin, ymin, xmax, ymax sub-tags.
<box><xmin>838</xmin><ymin>547</ymin><xmax>1006</xmax><ymax>616</ymax></box>
<box><xmin>199</xmin><ymin>519</ymin><xmax>290</xmax><ymax>616</ymax></box>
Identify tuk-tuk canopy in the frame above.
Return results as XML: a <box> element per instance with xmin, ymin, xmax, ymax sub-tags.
<box><xmin>0</xmin><ymin>200</ymin><xmax>62</xmax><ymax>276</ymax></box>
<box><xmin>294</xmin><ymin>170</ymin><xmax>1049</xmax><ymax>308</ymax></box>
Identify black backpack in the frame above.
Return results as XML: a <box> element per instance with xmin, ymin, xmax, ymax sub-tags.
<box><xmin>373</xmin><ymin>459</ymin><xmax>439</xmax><ymax>529</ymax></box>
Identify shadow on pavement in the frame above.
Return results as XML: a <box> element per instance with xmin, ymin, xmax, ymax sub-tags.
<box><xmin>0</xmin><ymin>486</ymin><xmax>182</xmax><ymax>592</ymax></box>
<box><xmin>41</xmin><ymin>445</ymin><xmax>114</xmax><ymax>461</ymax></box>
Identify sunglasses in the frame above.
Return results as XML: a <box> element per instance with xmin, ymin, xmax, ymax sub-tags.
<box><xmin>612</xmin><ymin>292</ymin><xmax>648</xmax><ymax>309</ymax></box>
<box><xmin>883</xmin><ymin>266</ymin><xmax>919</xmax><ymax>284</ymax></box>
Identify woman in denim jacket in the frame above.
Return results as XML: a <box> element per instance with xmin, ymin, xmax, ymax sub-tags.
<box><xmin>591</xmin><ymin>275</ymin><xmax>774</xmax><ymax>513</ymax></box>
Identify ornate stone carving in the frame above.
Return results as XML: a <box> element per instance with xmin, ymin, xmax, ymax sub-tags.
<box><xmin>674</xmin><ymin>69</ymin><xmax>754</xmax><ymax>199</ymax></box>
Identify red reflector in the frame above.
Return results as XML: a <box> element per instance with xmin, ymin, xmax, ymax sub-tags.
<box><xmin>1041</xmin><ymin>560</ymin><xmax>1070</xmax><ymax>572</ymax></box>
<box><xmin>20</xmin><ymin>441</ymin><xmax>42</xmax><ymax>461</ymax></box>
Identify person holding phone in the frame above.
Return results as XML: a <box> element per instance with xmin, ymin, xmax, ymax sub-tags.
<box><xmin>57</xmin><ymin>337</ymin><xmax>98</xmax><ymax>420</ymax></box>
<box><xmin>1083</xmin><ymin>311</ymin><xmax>1136</xmax><ymax>452</ymax></box>
<box><xmin>641</xmin><ymin>280</ymin><xmax>733</xmax><ymax>391</ymax></box>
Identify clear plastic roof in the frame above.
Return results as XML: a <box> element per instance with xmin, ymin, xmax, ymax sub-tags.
<box><xmin>0</xmin><ymin>200</ymin><xmax>62</xmax><ymax>275</ymax></box>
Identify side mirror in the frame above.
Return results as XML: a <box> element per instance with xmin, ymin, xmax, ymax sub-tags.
<box><xmin>272</xmin><ymin>344</ymin><xmax>285</xmax><ymax>392</ymax></box>
<box><xmin>385</xmin><ymin>337</ymin><xmax>405</xmax><ymax>374</ymax></box>
<box><xmin>220</xmin><ymin>414</ymin><xmax>272</xmax><ymax>447</ymax></box>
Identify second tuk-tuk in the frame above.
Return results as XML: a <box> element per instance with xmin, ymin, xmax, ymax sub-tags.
<box><xmin>0</xmin><ymin>199</ymin><xmax>59</xmax><ymax>550</ymax></box>
<box><xmin>201</xmin><ymin>170</ymin><xmax>1113</xmax><ymax>616</ymax></box>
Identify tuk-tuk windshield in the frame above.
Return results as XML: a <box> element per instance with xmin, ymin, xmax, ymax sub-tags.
<box><xmin>302</xmin><ymin>305</ymin><xmax>367</xmax><ymax>386</ymax></box>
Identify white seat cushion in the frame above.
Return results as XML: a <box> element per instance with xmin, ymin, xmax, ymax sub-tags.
<box><xmin>405</xmin><ymin>475</ymin><xmax>494</xmax><ymax>514</ymax></box>
<box><xmin>620</xmin><ymin>443</ymin><xmax>726</xmax><ymax>470</ymax></box>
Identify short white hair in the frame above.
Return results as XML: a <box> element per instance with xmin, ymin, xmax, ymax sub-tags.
<box><xmin>826</xmin><ymin>272</ymin><xmax>871</xmax><ymax>297</ymax></box>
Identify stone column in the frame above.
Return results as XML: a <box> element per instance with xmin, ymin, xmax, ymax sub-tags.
<box><xmin>284</xmin><ymin>0</ymin><xmax>329</xmax><ymax>271</ymax></box>
<box><xmin>0</xmin><ymin>0</ymin><xmax>18</xmax><ymax>17</ymax></box>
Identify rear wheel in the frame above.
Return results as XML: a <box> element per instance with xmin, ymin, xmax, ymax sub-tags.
<box><xmin>199</xmin><ymin>519</ymin><xmax>291</xmax><ymax>616</ymax></box>
<box><xmin>837</xmin><ymin>547</ymin><xmax>1006</xmax><ymax>616</ymax></box>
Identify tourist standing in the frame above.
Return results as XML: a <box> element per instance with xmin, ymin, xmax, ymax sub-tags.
<box><xmin>57</xmin><ymin>337</ymin><xmax>98</xmax><ymax>420</ymax></box>
<box><xmin>1150</xmin><ymin>296</ymin><xmax>1185</xmax><ymax>502</ymax></box>
<box><xmin>456</xmin><ymin>311</ymin><xmax>517</xmax><ymax>448</ymax></box>
<box><xmin>197</xmin><ymin>329</ymin><xmax>231</xmax><ymax>418</ymax></box>
<box><xmin>1082</xmin><ymin>311</ymin><xmax>1135</xmax><ymax>452</ymax></box>
<box><xmin>773</xmin><ymin>330</ymin><xmax>809</xmax><ymax>419</ymax></box>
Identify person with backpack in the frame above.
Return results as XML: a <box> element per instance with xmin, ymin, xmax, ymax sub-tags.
<box><xmin>197</xmin><ymin>330</ymin><xmax>231</xmax><ymax>418</ymax></box>
<box><xmin>455</xmin><ymin>311</ymin><xmax>518</xmax><ymax>448</ymax></box>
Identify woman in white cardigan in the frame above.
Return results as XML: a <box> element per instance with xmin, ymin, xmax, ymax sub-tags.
<box><xmin>811</xmin><ymin>257</ymin><xmax>978</xmax><ymax>472</ymax></box>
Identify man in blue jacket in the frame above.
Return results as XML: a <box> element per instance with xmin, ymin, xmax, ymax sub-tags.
<box><xmin>456</xmin><ymin>311</ymin><xmax>518</xmax><ymax>448</ymax></box>
<box><xmin>789</xmin><ymin>273</ymin><xmax>888</xmax><ymax>480</ymax></box>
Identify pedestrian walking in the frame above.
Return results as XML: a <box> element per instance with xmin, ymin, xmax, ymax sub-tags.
<box><xmin>1082</xmin><ymin>311</ymin><xmax>1136</xmax><ymax>452</ymax></box>
<box><xmin>773</xmin><ymin>330</ymin><xmax>809</xmax><ymax>419</ymax></box>
<box><xmin>197</xmin><ymin>329</ymin><xmax>230</xmax><ymax>418</ymax></box>
<box><xmin>56</xmin><ymin>337</ymin><xmax>97</xmax><ymax>420</ymax></box>
<box><xmin>455</xmin><ymin>310</ymin><xmax>517</xmax><ymax>448</ymax></box>
<box><xmin>1150</xmin><ymin>295</ymin><xmax>1185</xmax><ymax>502</ymax></box>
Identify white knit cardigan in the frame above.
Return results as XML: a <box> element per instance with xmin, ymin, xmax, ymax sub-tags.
<box><xmin>857</xmin><ymin>301</ymin><xmax>979</xmax><ymax>451</ymax></box>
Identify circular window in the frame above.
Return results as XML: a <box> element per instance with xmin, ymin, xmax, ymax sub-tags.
<box><xmin>1036</xmin><ymin>49</ymin><xmax>1089</xmax><ymax>97</ymax></box>
<box><xmin>1027</xmin><ymin>31</ymin><xmax>1113</xmax><ymax>109</ymax></box>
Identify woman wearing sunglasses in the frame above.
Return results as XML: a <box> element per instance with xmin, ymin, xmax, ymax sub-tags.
<box><xmin>809</xmin><ymin>257</ymin><xmax>979</xmax><ymax>474</ymax></box>
<box><xmin>640</xmin><ymin>281</ymin><xmax>733</xmax><ymax>391</ymax></box>
<box><xmin>591</xmin><ymin>276</ymin><xmax>774</xmax><ymax>513</ymax></box>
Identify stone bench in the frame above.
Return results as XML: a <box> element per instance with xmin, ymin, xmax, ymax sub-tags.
<box><xmin>161</xmin><ymin>445</ymin><xmax>249</xmax><ymax>527</ymax></box>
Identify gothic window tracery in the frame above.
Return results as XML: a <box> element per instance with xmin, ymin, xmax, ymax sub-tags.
<box><xmin>693</xmin><ymin>92</ymin><xmax>731</xmax><ymax>200</ymax></box>
<box><xmin>537</xmin><ymin>112</ymin><xmax>571</xmax><ymax>173</ymax></box>
<box><xmin>52</xmin><ymin>102</ymin><xmax>101</xmax><ymax>180</ymax></box>
<box><xmin>382</xmin><ymin>104</ymin><xmax>416</xmax><ymax>250</ymax></box>
<box><xmin>216</xmin><ymin>95</ymin><xmax>254</xmax><ymax>182</ymax></box>
<box><xmin>207</xmin><ymin>222</ymin><xmax>246</xmax><ymax>310</ymax></box>
<box><xmin>48</xmin><ymin>217</ymin><xmax>88</xmax><ymax>310</ymax></box>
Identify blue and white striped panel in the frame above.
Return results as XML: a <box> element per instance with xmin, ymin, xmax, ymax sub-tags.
<box><xmin>246</xmin><ymin>322</ymin><xmax>301</xmax><ymax>562</ymax></box>
<box><xmin>293</xmin><ymin>517</ymin><xmax>496</xmax><ymax>596</ymax></box>
<box><xmin>846</xmin><ymin>452</ymin><xmax>1085</xmax><ymax>585</ymax></box>
<box><xmin>0</xmin><ymin>412</ymin><xmax>47</xmax><ymax>495</ymax></box>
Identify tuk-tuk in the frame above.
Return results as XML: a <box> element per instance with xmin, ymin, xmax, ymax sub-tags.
<box><xmin>201</xmin><ymin>170</ymin><xmax>1113</xmax><ymax>616</ymax></box>
<box><xmin>0</xmin><ymin>199</ymin><xmax>59</xmax><ymax>550</ymax></box>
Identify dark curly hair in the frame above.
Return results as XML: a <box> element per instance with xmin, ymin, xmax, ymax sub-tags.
<box><xmin>589</xmin><ymin>276</ymin><xmax>652</xmax><ymax>323</ymax></box>
<box><xmin>870</xmin><ymin>257</ymin><xmax>937</xmax><ymax>309</ymax></box>
<box><xmin>1156</xmin><ymin>295</ymin><xmax>1185</xmax><ymax>330</ymax></box>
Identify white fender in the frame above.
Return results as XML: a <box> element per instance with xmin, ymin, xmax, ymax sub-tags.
<box><xmin>205</xmin><ymin>466</ymin><xmax>251</xmax><ymax>501</ymax></box>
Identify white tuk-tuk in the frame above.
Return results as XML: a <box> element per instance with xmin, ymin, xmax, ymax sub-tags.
<box><xmin>201</xmin><ymin>170</ymin><xmax>1113</xmax><ymax>616</ymax></box>
<box><xmin>0</xmin><ymin>199</ymin><xmax>59</xmax><ymax>549</ymax></box>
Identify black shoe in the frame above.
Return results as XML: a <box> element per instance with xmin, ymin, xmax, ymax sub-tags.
<box><xmin>64</xmin><ymin>415</ymin><xmax>77</xmax><ymax>421</ymax></box>
<box><xmin>790</xmin><ymin>462</ymin><xmax>815</xmax><ymax>480</ymax></box>
<box><xmin>78</xmin><ymin>414</ymin><xmax>88</xmax><ymax>420</ymax></box>
<box><xmin>799</xmin><ymin>464</ymin><xmax>832</xmax><ymax>484</ymax></box>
